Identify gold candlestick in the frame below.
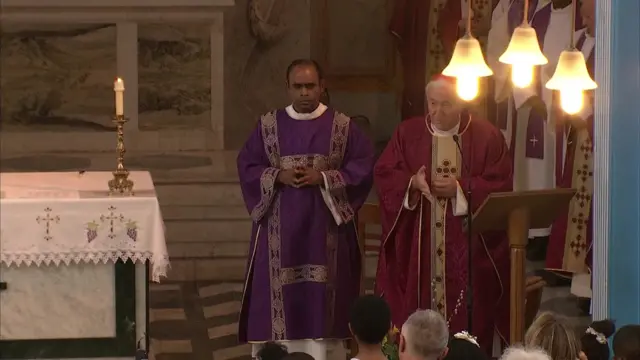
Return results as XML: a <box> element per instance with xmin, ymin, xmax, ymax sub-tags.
<box><xmin>108</xmin><ymin>114</ymin><xmax>134</xmax><ymax>196</ymax></box>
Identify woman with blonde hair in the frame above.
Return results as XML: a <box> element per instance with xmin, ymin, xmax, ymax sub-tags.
<box><xmin>525</xmin><ymin>312</ymin><xmax>582</xmax><ymax>360</ymax></box>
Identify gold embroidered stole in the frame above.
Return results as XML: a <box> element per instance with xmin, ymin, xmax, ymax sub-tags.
<box><xmin>429</xmin><ymin>136</ymin><xmax>461</xmax><ymax>317</ymax></box>
<box><xmin>562</xmin><ymin>129</ymin><xmax>594</xmax><ymax>272</ymax></box>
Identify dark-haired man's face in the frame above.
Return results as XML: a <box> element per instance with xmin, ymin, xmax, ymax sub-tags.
<box><xmin>287</xmin><ymin>65</ymin><xmax>324</xmax><ymax>113</ymax></box>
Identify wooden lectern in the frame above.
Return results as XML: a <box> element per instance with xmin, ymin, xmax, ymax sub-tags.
<box><xmin>470</xmin><ymin>188</ymin><xmax>576</xmax><ymax>344</ymax></box>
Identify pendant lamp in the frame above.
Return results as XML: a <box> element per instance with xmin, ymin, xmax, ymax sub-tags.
<box><xmin>499</xmin><ymin>0</ymin><xmax>548</xmax><ymax>88</ymax></box>
<box><xmin>442</xmin><ymin>0</ymin><xmax>493</xmax><ymax>101</ymax></box>
<box><xmin>545</xmin><ymin>0</ymin><xmax>597</xmax><ymax>114</ymax></box>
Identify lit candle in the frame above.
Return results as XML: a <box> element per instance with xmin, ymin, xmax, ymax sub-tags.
<box><xmin>114</xmin><ymin>78</ymin><xmax>125</xmax><ymax>116</ymax></box>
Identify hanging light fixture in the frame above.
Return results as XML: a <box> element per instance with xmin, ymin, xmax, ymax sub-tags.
<box><xmin>442</xmin><ymin>0</ymin><xmax>493</xmax><ymax>101</ymax></box>
<box><xmin>499</xmin><ymin>0</ymin><xmax>548</xmax><ymax>88</ymax></box>
<box><xmin>545</xmin><ymin>0</ymin><xmax>597</xmax><ymax>114</ymax></box>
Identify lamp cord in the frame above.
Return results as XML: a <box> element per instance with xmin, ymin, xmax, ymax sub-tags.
<box><xmin>466</xmin><ymin>0</ymin><xmax>472</xmax><ymax>36</ymax></box>
<box><xmin>570</xmin><ymin>0</ymin><xmax>577</xmax><ymax>48</ymax></box>
<box><xmin>522</xmin><ymin>0</ymin><xmax>529</xmax><ymax>25</ymax></box>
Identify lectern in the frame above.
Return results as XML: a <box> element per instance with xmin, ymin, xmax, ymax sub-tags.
<box><xmin>471</xmin><ymin>188</ymin><xmax>576</xmax><ymax>344</ymax></box>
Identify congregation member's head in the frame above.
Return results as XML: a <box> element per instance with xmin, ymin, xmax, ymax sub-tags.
<box><xmin>349</xmin><ymin>295</ymin><xmax>391</xmax><ymax>351</ymax></box>
<box><xmin>580</xmin><ymin>0</ymin><xmax>596</xmax><ymax>36</ymax></box>
<box><xmin>285</xmin><ymin>58</ymin><xmax>325</xmax><ymax>113</ymax></box>
<box><xmin>256</xmin><ymin>341</ymin><xmax>289</xmax><ymax>360</ymax></box>
<box><xmin>581</xmin><ymin>319</ymin><xmax>616</xmax><ymax>360</ymax></box>
<box><xmin>443</xmin><ymin>332</ymin><xmax>489</xmax><ymax>360</ymax></box>
<box><xmin>613</xmin><ymin>325</ymin><xmax>640</xmax><ymax>360</ymax></box>
<box><xmin>425</xmin><ymin>75</ymin><xmax>463</xmax><ymax>132</ymax></box>
<box><xmin>500</xmin><ymin>347</ymin><xmax>551</xmax><ymax>360</ymax></box>
<box><xmin>525</xmin><ymin>312</ymin><xmax>582</xmax><ymax>360</ymax></box>
<box><xmin>399</xmin><ymin>309</ymin><xmax>449</xmax><ymax>360</ymax></box>
<box><xmin>551</xmin><ymin>0</ymin><xmax>572</xmax><ymax>9</ymax></box>
<box><xmin>282</xmin><ymin>352</ymin><xmax>315</xmax><ymax>360</ymax></box>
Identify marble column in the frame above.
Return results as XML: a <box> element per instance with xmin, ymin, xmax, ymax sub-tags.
<box><xmin>592</xmin><ymin>0</ymin><xmax>640</xmax><ymax>326</ymax></box>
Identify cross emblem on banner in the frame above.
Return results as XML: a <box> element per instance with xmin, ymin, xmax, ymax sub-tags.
<box><xmin>529</xmin><ymin>136</ymin><xmax>539</xmax><ymax>147</ymax></box>
<box><xmin>36</xmin><ymin>207</ymin><xmax>60</xmax><ymax>241</ymax></box>
<box><xmin>100</xmin><ymin>206</ymin><xmax>125</xmax><ymax>239</ymax></box>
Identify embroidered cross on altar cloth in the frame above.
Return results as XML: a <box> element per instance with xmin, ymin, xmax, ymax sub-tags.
<box><xmin>0</xmin><ymin>171</ymin><xmax>169</xmax><ymax>282</ymax></box>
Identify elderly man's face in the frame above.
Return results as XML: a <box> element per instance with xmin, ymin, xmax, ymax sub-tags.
<box><xmin>427</xmin><ymin>85</ymin><xmax>462</xmax><ymax>131</ymax></box>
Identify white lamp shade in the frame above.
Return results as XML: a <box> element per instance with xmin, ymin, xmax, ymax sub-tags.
<box><xmin>499</xmin><ymin>25</ymin><xmax>548</xmax><ymax>66</ymax></box>
<box><xmin>545</xmin><ymin>49</ymin><xmax>597</xmax><ymax>91</ymax></box>
<box><xmin>442</xmin><ymin>35</ymin><xmax>493</xmax><ymax>78</ymax></box>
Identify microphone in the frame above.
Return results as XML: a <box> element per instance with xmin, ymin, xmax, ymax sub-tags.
<box><xmin>452</xmin><ymin>133</ymin><xmax>474</xmax><ymax>332</ymax></box>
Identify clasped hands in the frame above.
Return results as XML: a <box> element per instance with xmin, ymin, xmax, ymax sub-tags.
<box><xmin>411</xmin><ymin>165</ymin><xmax>458</xmax><ymax>199</ymax></box>
<box><xmin>277</xmin><ymin>167</ymin><xmax>323</xmax><ymax>188</ymax></box>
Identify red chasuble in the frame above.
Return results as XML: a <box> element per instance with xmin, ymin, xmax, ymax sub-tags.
<box><xmin>374</xmin><ymin>115</ymin><xmax>512</xmax><ymax>354</ymax></box>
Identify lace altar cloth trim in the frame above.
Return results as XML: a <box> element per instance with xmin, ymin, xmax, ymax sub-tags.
<box><xmin>0</xmin><ymin>196</ymin><xmax>169</xmax><ymax>282</ymax></box>
<box><xmin>1</xmin><ymin>251</ymin><xmax>169</xmax><ymax>282</ymax></box>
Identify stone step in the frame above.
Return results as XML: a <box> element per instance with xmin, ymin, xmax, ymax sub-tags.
<box><xmin>160</xmin><ymin>205</ymin><xmax>249</xmax><ymax>221</ymax></box>
<box><xmin>0</xmin><ymin>151</ymin><xmax>240</xmax><ymax>181</ymax></box>
<box><xmin>155</xmin><ymin>182</ymin><xmax>243</xmax><ymax>207</ymax></box>
<box><xmin>167</xmin><ymin>241</ymin><xmax>250</xmax><ymax>259</ymax></box>
<box><xmin>164</xmin><ymin>219</ymin><xmax>252</xmax><ymax>244</ymax></box>
<box><xmin>165</xmin><ymin>250</ymin><xmax>380</xmax><ymax>281</ymax></box>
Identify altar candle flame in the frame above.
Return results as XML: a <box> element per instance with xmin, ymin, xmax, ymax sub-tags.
<box><xmin>114</xmin><ymin>78</ymin><xmax>125</xmax><ymax>116</ymax></box>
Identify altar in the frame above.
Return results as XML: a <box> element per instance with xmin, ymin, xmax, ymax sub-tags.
<box><xmin>0</xmin><ymin>171</ymin><xmax>169</xmax><ymax>359</ymax></box>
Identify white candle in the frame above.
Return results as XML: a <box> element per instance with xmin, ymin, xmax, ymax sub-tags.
<box><xmin>114</xmin><ymin>78</ymin><xmax>125</xmax><ymax>116</ymax></box>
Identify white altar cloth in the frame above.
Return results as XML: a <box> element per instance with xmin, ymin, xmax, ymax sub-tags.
<box><xmin>0</xmin><ymin>171</ymin><xmax>169</xmax><ymax>281</ymax></box>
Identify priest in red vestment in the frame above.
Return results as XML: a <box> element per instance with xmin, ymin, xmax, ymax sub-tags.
<box><xmin>374</xmin><ymin>75</ymin><xmax>512</xmax><ymax>355</ymax></box>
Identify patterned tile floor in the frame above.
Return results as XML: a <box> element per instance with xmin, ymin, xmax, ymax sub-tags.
<box><xmin>148</xmin><ymin>263</ymin><xmax>590</xmax><ymax>359</ymax></box>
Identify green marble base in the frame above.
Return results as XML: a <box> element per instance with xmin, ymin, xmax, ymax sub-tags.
<box><xmin>0</xmin><ymin>261</ymin><xmax>137</xmax><ymax>359</ymax></box>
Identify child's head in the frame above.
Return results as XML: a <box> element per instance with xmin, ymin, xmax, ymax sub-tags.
<box><xmin>257</xmin><ymin>341</ymin><xmax>289</xmax><ymax>360</ymax></box>
<box><xmin>444</xmin><ymin>332</ymin><xmax>489</xmax><ymax>360</ymax></box>
<box><xmin>581</xmin><ymin>319</ymin><xmax>616</xmax><ymax>360</ymax></box>
<box><xmin>349</xmin><ymin>295</ymin><xmax>391</xmax><ymax>345</ymax></box>
<box><xmin>525</xmin><ymin>312</ymin><xmax>581</xmax><ymax>360</ymax></box>
<box><xmin>613</xmin><ymin>325</ymin><xmax>640</xmax><ymax>360</ymax></box>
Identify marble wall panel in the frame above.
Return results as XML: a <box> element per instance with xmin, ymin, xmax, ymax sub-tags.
<box><xmin>137</xmin><ymin>23</ymin><xmax>212</xmax><ymax>131</ymax></box>
<box><xmin>0</xmin><ymin>263</ymin><xmax>116</xmax><ymax>340</ymax></box>
<box><xmin>0</xmin><ymin>24</ymin><xmax>117</xmax><ymax>132</ymax></box>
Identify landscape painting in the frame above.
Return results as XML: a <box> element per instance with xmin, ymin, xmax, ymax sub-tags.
<box><xmin>138</xmin><ymin>24</ymin><xmax>211</xmax><ymax>130</ymax></box>
<box><xmin>0</xmin><ymin>24</ymin><xmax>117</xmax><ymax>132</ymax></box>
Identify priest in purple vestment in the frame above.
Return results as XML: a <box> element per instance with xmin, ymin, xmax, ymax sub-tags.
<box><xmin>237</xmin><ymin>59</ymin><xmax>375</xmax><ymax>360</ymax></box>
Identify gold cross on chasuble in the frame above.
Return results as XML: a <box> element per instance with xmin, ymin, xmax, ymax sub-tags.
<box><xmin>429</xmin><ymin>135</ymin><xmax>461</xmax><ymax>318</ymax></box>
<box><xmin>563</xmin><ymin>129</ymin><xmax>594</xmax><ymax>272</ymax></box>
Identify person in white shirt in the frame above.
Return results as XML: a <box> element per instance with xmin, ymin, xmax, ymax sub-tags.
<box><xmin>486</xmin><ymin>0</ymin><xmax>581</xmax><ymax>262</ymax></box>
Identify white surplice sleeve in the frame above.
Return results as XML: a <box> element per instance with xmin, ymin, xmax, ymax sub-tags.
<box><xmin>451</xmin><ymin>181</ymin><xmax>469</xmax><ymax>217</ymax></box>
<box><xmin>513</xmin><ymin>85</ymin><xmax>538</xmax><ymax>109</ymax></box>
<box><xmin>320</xmin><ymin>172</ymin><xmax>343</xmax><ymax>225</ymax></box>
<box><xmin>403</xmin><ymin>178</ymin><xmax>419</xmax><ymax>211</ymax></box>
<box><xmin>486</xmin><ymin>0</ymin><xmax>512</xmax><ymax>101</ymax></box>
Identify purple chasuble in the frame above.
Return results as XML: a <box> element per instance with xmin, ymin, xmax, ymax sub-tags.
<box><xmin>523</xmin><ymin>4</ymin><xmax>551</xmax><ymax>159</ymax></box>
<box><xmin>236</xmin><ymin>108</ymin><xmax>374</xmax><ymax>342</ymax></box>
<box><xmin>521</xmin><ymin>4</ymin><xmax>583</xmax><ymax>159</ymax></box>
